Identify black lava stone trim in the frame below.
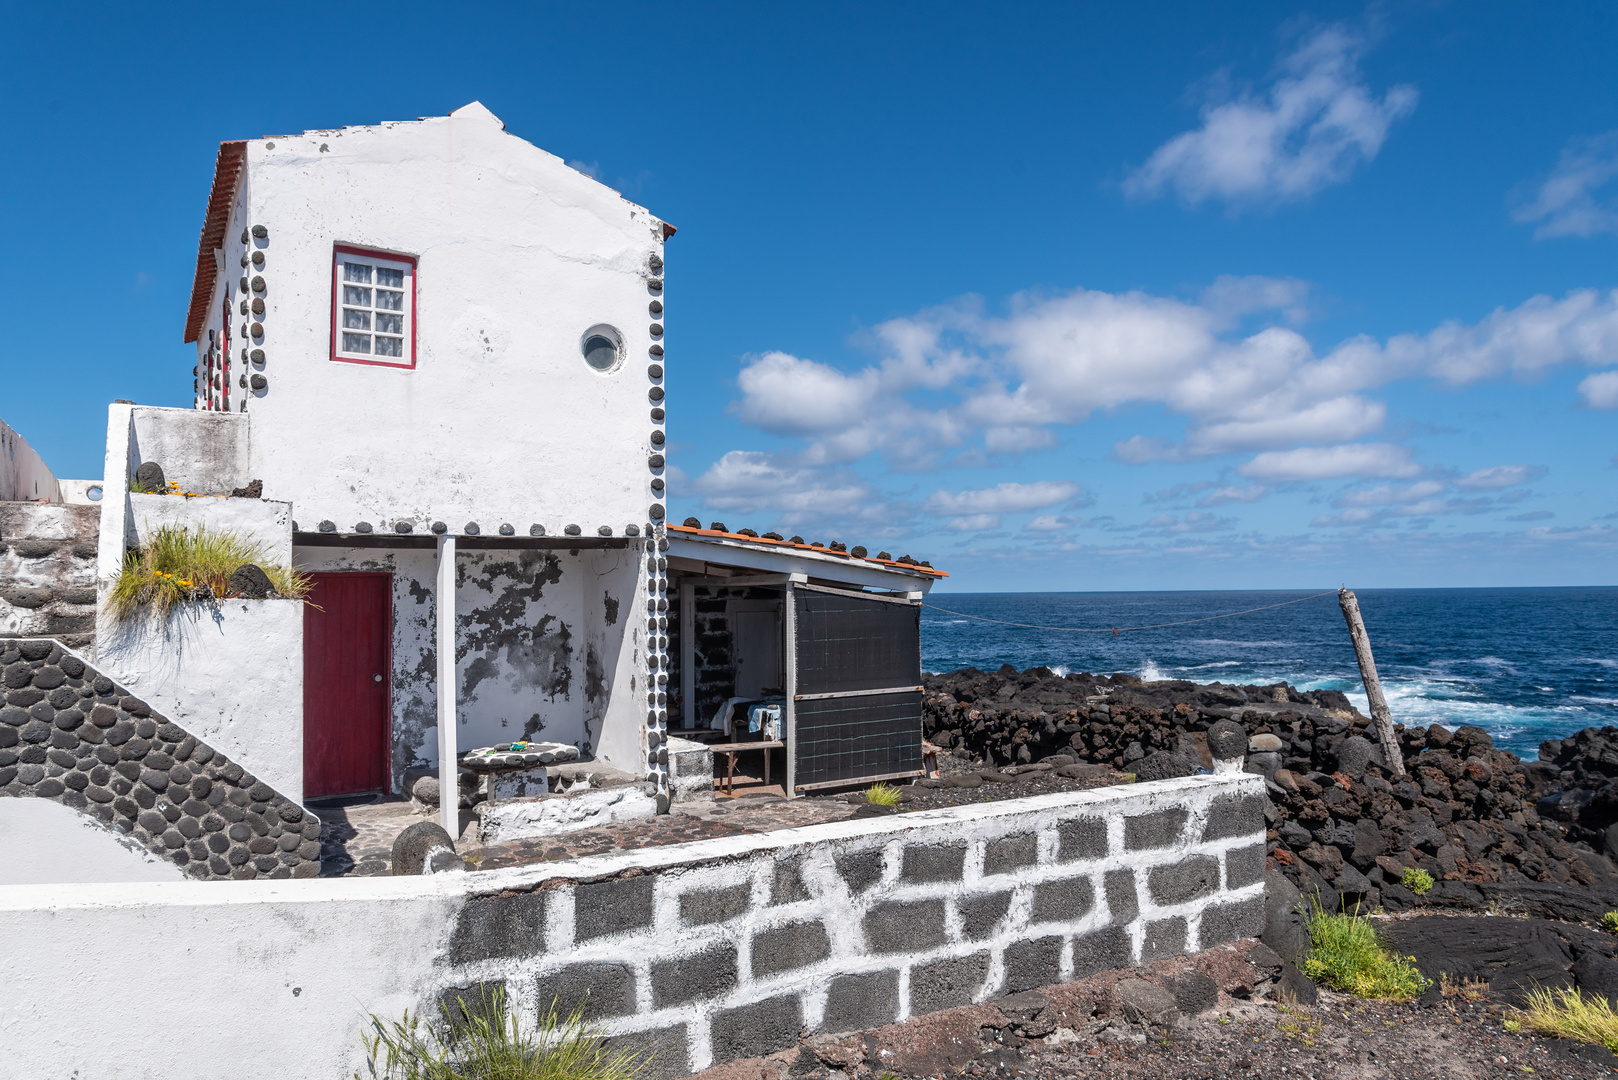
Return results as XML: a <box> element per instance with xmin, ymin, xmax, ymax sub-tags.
<box><xmin>0</xmin><ymin>640</ymin><xmax>322</xmax><ymax>882</ymax></box>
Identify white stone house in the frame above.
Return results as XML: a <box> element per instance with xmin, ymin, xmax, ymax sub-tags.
<box><xmin>3</xmin><ymin>104</ymin><xmax>946</xmax><ymax>869</ymax></box>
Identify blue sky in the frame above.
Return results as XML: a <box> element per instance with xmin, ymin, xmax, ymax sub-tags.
<box><xmin>3</xmin><ymin>2</ymin><xmax>1616</xmax><ymax>590</ymax></box>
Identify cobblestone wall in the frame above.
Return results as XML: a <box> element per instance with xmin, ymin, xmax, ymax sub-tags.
<box><xmin>441</xmin><ymin>776</ymin><xmax>1266</xmax><ymax>1076</ymax></box>
<box><xmin>0</xmin><ymin>503</ymin><xmax>100</xmax><ymax>650</ymax></box>
<box><xmin>0</xmin><ymin>637</ymin><xmax>320</xmax><ymax>880</ymax></box>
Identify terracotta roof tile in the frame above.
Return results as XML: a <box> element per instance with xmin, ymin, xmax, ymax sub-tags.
<box><xmin>667</xmin><ymin>523</ymin><xmax>946</xmax><ymax>577</ymax></box>
<box><xmin>183</xmin><ymin>141</ymin><xmax>247</xmax><ymax>344</ymax></box>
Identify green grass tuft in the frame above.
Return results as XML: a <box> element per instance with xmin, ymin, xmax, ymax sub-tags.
<box><xmin>1507</xmin><ymin>986</ymin><xmax>1618</xmax><ymax>1052</ymax></box>
<box><xmin>1401</xmin><ymin>867</ymin><xmax>1435</xmax><ymax>895</ymax></box>
<box><xmin>1301</xmin><ymin>904</ymin><xmax>1429</xmax><ymax>1001</ymax></box>
<box><xmin>865</xmin><ymin>782</ymin><xmax>902</xmax><ymax>807</ymax></box>
<box><xmin>1601</xmin><ymin>911</ymin><xmax>1618</xmax><ymax>934</ymax></box>
<box><xmin>107</xmin><ymin>523</ymin><xmax>311</xmax><ymax>623</ymax></box>
<box><xmin>357</xmin><ymin>986</ymin><xmax>647</xmax><ymax>1080</ymax></box>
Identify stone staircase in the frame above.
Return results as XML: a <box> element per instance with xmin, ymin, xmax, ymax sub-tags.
<box><xmin>1</xmin><ymin>637</ymin><xmax>321</xmax><ymax>880</ymax></box>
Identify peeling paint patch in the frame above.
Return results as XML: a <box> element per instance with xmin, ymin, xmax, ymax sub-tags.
<box><xmin>585</xmin><ymin>642</ymin><xmax>606</xmax><ymax>703</ymax></box>
<box><xmin>602</xmin><ymin>590</ymin><xmax>619</xmax><ymax>626</ymax></box>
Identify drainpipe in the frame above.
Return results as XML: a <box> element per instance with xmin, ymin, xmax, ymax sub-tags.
<box><xmin>435</xmin><ymin>533</ymin><xmax>458</xmax><ymax>836</ymax></box>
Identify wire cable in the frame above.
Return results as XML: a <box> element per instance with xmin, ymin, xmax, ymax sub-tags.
<box><xmin>920</xmin><ymin>590</ymin><xmax>1336</xmax><ymax>635</ymax></box>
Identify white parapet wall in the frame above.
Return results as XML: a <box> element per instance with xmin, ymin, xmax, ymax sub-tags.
<box><xmin>0</xmin><ymin>417</ymin><xmax>61</xmax><ymax>503</ymax></box>
<box><xmin>0</xmin><ymin>774</ymin><xmax>1265</xmax><ymax>1080</ymax></box>
<box><xmin>93</xmin><ymin>598</ymin><xmax>305</xmax><ymax>804</ymax></box>
<box><xmin>0</xmin><ymin>798</ymin><xmax>187</xmax><ymax>885</ymax></box>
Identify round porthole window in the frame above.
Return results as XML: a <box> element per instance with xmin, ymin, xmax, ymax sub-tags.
<box><xmin>581</xmin><ymin>325</ymin><xmax>623</xmax><ymax>373</ymax></box>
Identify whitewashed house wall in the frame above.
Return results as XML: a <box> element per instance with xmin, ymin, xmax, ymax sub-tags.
<box><xmin>83</xmin><ymin>103</ymin><xmax>676</xmax><ymax>799</ymax></box>
<box><xmin>193</xmin><ymin>101</ymin><xmax>669</xmax><ymax>535</ymax></box>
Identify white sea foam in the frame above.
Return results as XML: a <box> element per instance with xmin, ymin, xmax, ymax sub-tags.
<box><xmin>1140</xmin><ymin>660</ymin><xmax>1166</xmax><ymax>681</ymax></box>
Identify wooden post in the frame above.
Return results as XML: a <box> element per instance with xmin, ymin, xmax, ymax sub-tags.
<box><xmin>1337</xmin><ymin>588</ymin><xmax>1405</xmax><ymax>778</ymax></box>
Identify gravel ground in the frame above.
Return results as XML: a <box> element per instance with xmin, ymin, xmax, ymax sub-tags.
<box><xmin>687</xmin><ymin>941</ymin><xmax>1618</xmax><ymax>1080</ymax></box>
<box><xmin>316</xmin><ymin>755</ymin><xmax>1124</xmax><ymax>876</ymax></box>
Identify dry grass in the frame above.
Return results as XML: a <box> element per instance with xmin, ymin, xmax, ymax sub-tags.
<box><xmin>1505</xmin><ymin>986</ymin><xmax>1618</xmax><ymax>1052</ymax></box>
<box><xmin>1440</xmin><ymin>973</ymin><xmax>1490</xmax><ymax>1002</ymax></box>
<box><xmin>108</xmin><ymin>523</ymin><xmax>311</xmax><ymax>623</ymax></box>
<box><xmin>357</xmin><ymin>986</ymin><xmax>647</xmax><ymax>1080</ymax></box>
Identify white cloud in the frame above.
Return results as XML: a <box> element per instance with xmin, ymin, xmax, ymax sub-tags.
<box><xmin>1527</xmin><ymin>524</ymin><xmax>1615</xmax><ymax>542</ymax></box>
<box><xmin>734</xmin><ymin>351</ymin><xmax>881</xmax><ymax>437</ymax></box>
<box><xmin>1198</xmin><ymin>484</ymin><xmax>1267</xmax><ymax>507</ymax></box>
<box><xmin>946</xmin><ymin>514</ymin><xmax>1001</xmax><ymax>532</ymax></box>
<box><xmin>1239</xmin><ymin>443</ymin><xmax>1420</xmax><ymax>481</ymax></box>
<box><xmin>1308</xmin><ymin>465</ymin><xmax>1546</xmax><ymax>529</ymax></box>
<box><xmin>1124</xmin><ymin>26</ymin><xmax>1417</xmax><ymax>206</ymax></box>
<box><xmin>1513</xmin><ymin>131</ymin><xmax>1618</xmax><ymax>239</ymax></box>
<box><xmin>1144</xmin><ymin>481</ymin><xmax>1215</xmax><ymax>503</ymax></box>
<box><xmin>566</xmin><ymin>159</ymin><xmax>603</xmax><ymax>180</ymax></box>
<box><xmin>1139</xmin><ymin>511</ymin><xmax>1235</xmax><ymax>534</ymax></box>
<box><xmin>924</xmin><ymin>480</ymin><xmax>1082</xmax><ymax>516</ymax></box>
<box><xmin>1578</xmin><ymin>369</ymin><xmax>1618</xmax><ymax>409</ymax></box>
<box><xmin>689</xmin><ymin>450</ymin><xmax>874</xmax><ymax>521</ymax></box>
<box><xmin>717</xmin><ymin>281</ymin><xmax>1618</xmax><ymax>508</ymax></box>
<box><xmin>1335</xmin><ymin>480</ymin><xmax>1445</xmax><ymax>507</ymax></box>
<box><xmin>1023</xmin><ymin>514</ymin><xmax>1076</xmax><ymax>532</ymax></box>
<box><xmin>1453</xmin><ymin>465</ymin><xmax>1547</xmax><ymax>491</ymax></box>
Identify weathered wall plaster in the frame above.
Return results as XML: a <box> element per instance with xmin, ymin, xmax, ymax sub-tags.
<box><xmin>94</xmin><ymin>600</ymin><xmax>306</xmax><ymax>803</ymax></box>
<box><xmin>0</xmin><ymin>503</ymin><xmax>100</xmax><ymax>649</ymax></box>
<box><xmin>0</xmin><ymin>775</ymin><xmax>1265</xmax><ymax>1080</ymax></box>
<box><xmin>193</xmin><ymin>103</ymin><xmax>669</xmax><ymax>535</ymax></box>
<box><xmin>0</xmin><ymin>797</ymin><xmax>186</xmax><ymax>884</ymax></box>
<box><xmin>0</xmin><ymin>418</ymin><xmax>60</xmax><ymax>503</ymax></box>
<box><xmin>295</xmin><ymin>542</ymin><xmax>648</xmax><ymax>792</ymax></box>
<box><xmin>128</xmin><ymin>407</ymin><xmax>252</xmax><ymax>496</ymax></box>
<box><xmin>585</xmin><ymin>546</ymin><xmax>645</xmax><ymax>774</ymax></box>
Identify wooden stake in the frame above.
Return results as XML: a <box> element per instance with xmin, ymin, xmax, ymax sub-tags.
<box><xmin>1337</xmin><ymin>588</ymin><xmax>1406</xmax><ymax>778</ymax></box>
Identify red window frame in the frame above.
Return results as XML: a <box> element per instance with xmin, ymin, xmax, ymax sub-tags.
<box><xmin>330</xmin><ymin>244</ymin><xmax>419</xmax><ymax>369</ymax></box>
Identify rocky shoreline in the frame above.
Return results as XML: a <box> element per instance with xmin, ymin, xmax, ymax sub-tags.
<box><xmin>922</xmin><ymin>664</ymin><xmax>1618</xmax><ymax>921</ymax></box>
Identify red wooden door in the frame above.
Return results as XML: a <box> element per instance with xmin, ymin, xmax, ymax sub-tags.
<box><xmin>303</xmin><ymin>573</ymin><xmax>392</xmax><ymax>798</ymax></box>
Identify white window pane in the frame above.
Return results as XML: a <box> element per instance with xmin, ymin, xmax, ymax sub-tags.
<box><xmin>342</xmin><ymin>332</ymin><xmax>372</xmax><ymax>353</ymax></box>
<box><xmin>343</xmin><ymin>262</ymin><xmax>372</xmax><ymax>284</ymax></box>
<box><xmin>343</xmin><ymin>285</ymin><xmax>372</xmax><ymax>307</ymax></box>
<box><xmin>374</xmin><ymin>336</ymin><xmax>403</xmax><ymax>357</ymax></box>
<box><xmin>376</xmin><ymin>267</ymin><xmax>403</xmax><ymax>288</ymax></box>
<box><xmin>343</xmin><ymin>308</ymin><xmax>372</xmax><ymax>330</ymax></box>
<box><xmin>375</xmin><ymin>289</ymin><xmax>403</xmax><ymax>311</ymax></box>
<box><xmin>374</xmin><ymin>313</ymin><xmax>403</xmax><ymax>334</ymax></box>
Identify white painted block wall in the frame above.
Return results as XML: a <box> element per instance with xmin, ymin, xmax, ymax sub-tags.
<box><xmin>0</xmin><ymin>776</ymin><xmax>1266</xmax><ymax>1080</ymax></box>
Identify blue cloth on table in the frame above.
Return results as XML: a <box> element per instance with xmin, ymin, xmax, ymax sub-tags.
<box><xmin>748</xmin><ymin>703</ymin><xmax>783</xmax><ymax>740</ymax></box>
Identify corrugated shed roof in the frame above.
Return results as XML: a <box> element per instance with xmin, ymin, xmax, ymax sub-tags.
<box><xmin>182</xmin><ymin>141</ymin><xmax>247</xmax><ymax>344</ymax></box>
<box><xmin>666</xmin><ymin>524</ymin><xmax>947</xmax><ymax>578</ymax></box>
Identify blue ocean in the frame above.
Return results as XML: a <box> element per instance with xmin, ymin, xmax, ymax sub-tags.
<box><xmin>920</xmin><ymin>588</ymin><xmax>1618</xmax><ymax>759</ymax></box>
